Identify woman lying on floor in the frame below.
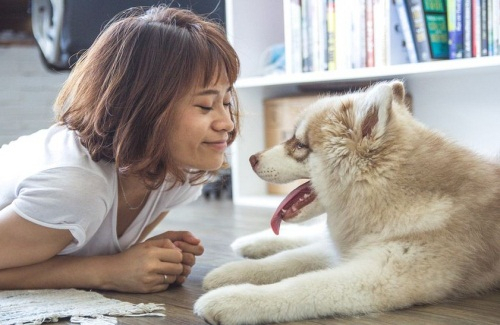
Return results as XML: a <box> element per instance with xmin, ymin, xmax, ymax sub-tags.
<box><xmin>0</xmin><ymin>5</ymin><xmax>240</xmax><ymax>293</ymax></box>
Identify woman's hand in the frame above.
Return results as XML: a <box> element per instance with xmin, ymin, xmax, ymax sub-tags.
<box><xmin>103</xmin><ymin>237</ymin><xmax>184</xmax><ymax>293</ymax></box>
<box><xmin>147</xmin><ymin>231</ymin><xmax>204</xmax><ymax>284</ymax></box>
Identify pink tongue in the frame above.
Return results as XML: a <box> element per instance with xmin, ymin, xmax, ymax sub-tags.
<box><xmin>270</xmin><ymin>214</ymin><xmax>282</xmax><ymax>236</ymax></box>
<box><xmin>271</xmin><ymin>181</ymin><xmax>312</xmax><ymax>235</ymax></box>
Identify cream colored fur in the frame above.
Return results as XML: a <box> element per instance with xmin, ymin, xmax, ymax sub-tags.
<box><xmin>194</xmin><ymin>80</ymin><xmax>500</xmax><ymax>324</ymax></box>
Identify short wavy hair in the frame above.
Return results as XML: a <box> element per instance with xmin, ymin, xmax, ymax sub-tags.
<box><xmin>54</xmin><ymin>6</ymin><xmax>240</xmax><ymax>189</ymax></box>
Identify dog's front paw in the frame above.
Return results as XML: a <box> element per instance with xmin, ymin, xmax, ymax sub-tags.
<box><xmin>231</xmin><ymin>227</ymin><xmax>310</xmax><ymax>259</ymax></box>
<box><xmin>202</xmin><ymin>260</ymin><xmax>258</xmax><ymax>290</ymax></box>
<box><xmin>231</xmin><ymin>231</ymin><xmax>283</xmax><ymax>259</ymax></box>
<box><xmin>194</xmin><ymin>284</ymin><xmax>276</xmax><ymax>325</ymax></box>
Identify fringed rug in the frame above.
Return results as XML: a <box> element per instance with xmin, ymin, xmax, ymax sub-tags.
<box><xmin>0</xmin><ymin>289</ymin><xmax>165</xmax><ymax>325</ymax></box>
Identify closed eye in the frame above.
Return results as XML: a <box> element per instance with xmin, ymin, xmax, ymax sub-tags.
<box><xmin>196</xmin><ymin>103</ymin><xmax>232</xmax><ymax>111</ymax></box>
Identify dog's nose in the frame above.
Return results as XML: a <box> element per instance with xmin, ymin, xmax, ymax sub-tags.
<box><xmin>249</xmin><ymin>154</ymin><xmax>259</xmax><ymax>169</ymax></box>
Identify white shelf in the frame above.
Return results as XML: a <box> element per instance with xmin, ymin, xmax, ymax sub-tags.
<box><xmin>236</xmin><ymin>56</ymin><xmax>500</xmax><ymax>89</ymax></box>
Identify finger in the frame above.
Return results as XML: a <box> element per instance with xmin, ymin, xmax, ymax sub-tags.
<box><xmin>180</xmin><ymin>252</ymin><xmax>195</xmax><ymax>267</ymax></box>
<box><xmin>175</xmin><ymin>275</ymin><xmax>186</xmax><ymax>285</ymax></box>
<box><xmin>153</xmin><ymin>246</ymin><xmax>183</xmax><ymax>263</ymax></box>
<box><xmin>155</xmin><ymin>260</ymin><xmax>184</xmax><ymax>276</ymax></box>
<box><xmin>174</xmin><ymin>241</ymin><xmax>204</xmax><ymax>256</ymax></box>
<box><xmin>166</xmin><ymin>231</ymin><xmax>201</xmax><ymax>245</ymax></box>
<box><xmin>181</xmin><ymin>264</ymin><xmax>192</xmax><ymax>277</ymax></box>
<box><xmin>159</xmin><ymin>273</ymin><xmax>177</xmax><ymax>285</ymax></box>
<box><xmin>145</xmin><ymin>237</ymin><xmax>177</xmax><ymax>249</ymax></box>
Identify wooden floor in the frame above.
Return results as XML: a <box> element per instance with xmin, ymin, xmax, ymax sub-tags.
<box><xmin>66</xmin><ymin>197</ymin><xmax>500</xmax><ymax>325</ymax></box>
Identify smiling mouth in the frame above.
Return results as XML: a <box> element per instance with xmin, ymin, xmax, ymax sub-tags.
<box><xmin>204</xmin><ymin>141</ymin><xmax>227</xmax><ymax>151</ymax></box>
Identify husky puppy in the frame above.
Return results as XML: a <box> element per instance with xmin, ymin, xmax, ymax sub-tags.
<box><xmin>194</xmin><ymin>80</ymin><xmax>500</xmax><ymax>325</ymax></box>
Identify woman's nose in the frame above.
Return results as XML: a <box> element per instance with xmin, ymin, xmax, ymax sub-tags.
<box><xmin>214</xmin><ymin>107</ymin><xmax>234</xmax><ymax>132</ymax></box>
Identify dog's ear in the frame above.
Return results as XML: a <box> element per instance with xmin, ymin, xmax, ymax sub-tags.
<box><xmin>359</xmin><ymin>82</ymin><xmax>395</xmax><ymax>138</ymax></box>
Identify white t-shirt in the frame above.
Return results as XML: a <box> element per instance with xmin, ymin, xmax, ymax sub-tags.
<box><xmin>0</xmin><ymin>124</ymin><xmax>202</xmax><ymax>256</ymax></box>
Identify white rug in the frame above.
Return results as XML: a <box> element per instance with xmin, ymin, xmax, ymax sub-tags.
<box><xmin>0</xmin><ymin>289</ymin><xmax>165</xmax><ymax>325</ymax></box>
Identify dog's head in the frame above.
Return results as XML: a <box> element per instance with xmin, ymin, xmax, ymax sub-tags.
<box><xmin>250</xmin><ymin>80</ymin><xmax>410</xmax><ymax>234</ymax></box>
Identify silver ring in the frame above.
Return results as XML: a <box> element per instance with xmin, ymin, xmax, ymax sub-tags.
<box><xmin>163</xmin><ymin>274</ymin><xmax>168</xmax><ymax>284</ymax></box>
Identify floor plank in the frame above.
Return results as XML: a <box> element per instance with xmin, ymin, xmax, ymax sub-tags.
<box><xmin>61</xmin><ymin>197</ymin><xmax>500</xmax><ymax>324</ymax></box>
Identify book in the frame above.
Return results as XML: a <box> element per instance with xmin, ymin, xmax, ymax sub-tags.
<box><xmin>301</xmin><ymin>0</ymin><xmax>329</xmax><ymax>72</ymax></box>
<box><xmin>394</xmin><ymin>0</ymin><xmax>419</xmax><ymax>63</ymax></box>
<box><xmin>463</xmin><ymin>0</ymin><xmax>473</xmax><ymax>57</ymax></box>
<box><xmin>326</xmin><ymin>0</ymin><xmax>336</xmax><ymax>70</ymax></box>
<box><xmin>284</xmin><ymin>0</ymin><xmax>303</xmax><ymax>73</ymax></box>
<box><xmin>316</xmin><ymin>0</ymin><xmax>328</xmax><ymax>71</ymax></box>
<box><xmin>335</xmin><ymin>0</ymin><xmax>352</xmax><ymax>69</ymax></box>
<box><xmin>480</xmin><ymin>0</ymin><xmax>488</xmax><ymax>56</ymax></box>
<box><xmin>405</xmin><ymin>0</ymin><xmax>432</xmax><ymax>61</ymax></box>
<box><xmin>350</xmin><ymin>0</ymin><xmax>367</xmax><ymax>68</ymax></box>
<box><xmin>471</xmin><ymin>0</ymin><xmax>480</xmax><ymax>57</ymax></box>
<box><xmin>422</xmin><ymin>0</ymin><xmax>449</xmax><ymax>59</ymax></box>
<box><xmin>373</xmin><ymin>0</ymin><xmax>389</xmax><ymax>66</ymax></box>
<box><xmin>447</xmin><ymin>0</ymin><xmax>464</xmax><ymax>58</ymax></box>
<box><xmin>366</xmin><ymin>0</ymin><xmax>376</xmax><ymax>66</ymax></box>
<box><xmin>493</xmin><ymin>0</ymin><xmax>500</xmax><ymax>55</ymax></box>
<box><xmin>486</xmin><ymin>0</ymin><xmax>495</xmax><ymax>55</ymax></box>
<box><xmin>301</xmin><ymin>0</ymin><xmax>312</xmax><ymax>72</ymax></box>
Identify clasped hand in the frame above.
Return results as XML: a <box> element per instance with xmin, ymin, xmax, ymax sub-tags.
<box><xmin>109</xmin><ymin>230</ymin><xmax>204</xmax><ymax>293</ymax></box>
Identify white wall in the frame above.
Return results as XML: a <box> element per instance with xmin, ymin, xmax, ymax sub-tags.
<box><xmin>407</xmin><ymin>67</ymin><xmax>500</xmax><ymax>158</ymax></box>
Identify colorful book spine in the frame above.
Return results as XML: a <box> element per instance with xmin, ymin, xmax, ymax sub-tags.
<box><xmin>335</xmin><ymin>0</ymin><xmax>352</xmax><ymax>69</ymax></box>
<box><xmin>366</xmin><ymin>0</ymin><xmax>376</xmax><ymax>66</ymax></box>
<box><xmin>286</xmin><ymin>0</ymin><xmax>303</xmax><ymax>73</ymax></box>
<box><xmin>394</xmin><ymin>0</ymin><xmax>419</xmax><ymax>63</ymax></box>
<box><xmin>405</xmin><ymin>0</ymin><xmax>432</xmax><ymax>61</ymax></box>
<box><xmin>480</xmin><ymin>0</ymin><xmax>488</xmax><ymax>56</ymax></box>
<box><xmin>373</xmin><ymin>0</ymin><xmax>389</xmax><ymax>67</ymax></box>
<box><xmin>447</xmin><ymin>0</ymin><xmax>464</xmax><ymax>58</ymax></box>
<box><xmin>486</xmin><ymin>0</ymin><xmax>494</xmax><ymax>55</ymax></box>
<box><xmin>463</xmin><ymin>0</ymin><xmax>473</xmax><ymax>57</ymax></box>
<box><xmin>493</xmin><ymin>0</ymin><xmax>500</xmax><ymax>55</ymax></box>
<box><xmin>301</xmin><ymin>0</ymin><xmax>312</xmax><ymax>72</ymax></box>
<box><xmin>351</xmin><ymin>0</ymin><xmax>367</xmax><ymax>68</ymax></box>
<box><xmin>326</xmin><ymin>0</ymin><xmax>336</xmax><ymax>70</ymax></box>
<box><xmin>471</xmin><ymin>0</ymin><xmax>480</xmax><ymax>57</ymax></box>
<box><xmin>422</xmin><ymin>0</ymin><xmax>449</xmax><ymax>59</ymax></box>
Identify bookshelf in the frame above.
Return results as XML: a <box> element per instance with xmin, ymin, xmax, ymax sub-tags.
<box><xmin>225</xmin><ymin>0</ymin><xmax>500</xmax><ymax>207</ymax></box>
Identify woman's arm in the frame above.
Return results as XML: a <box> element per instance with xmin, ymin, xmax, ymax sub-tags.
<box><xmin>0</xmin><ymin>238</ymin><xmax>185</xmax><ymax>292</ymax></box>
<box><xmin>0</xmin><ymin>205</ymin><xmax>184</xmax><ymax>293</ymax></box>
<box><xmin>0</xmin><ymin>205</ymin><xmax>73</xmax><ymax>269</ymax></box>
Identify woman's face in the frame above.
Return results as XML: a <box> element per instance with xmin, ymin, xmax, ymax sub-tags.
<box><xmin>168</xmin><ymin>73</ymin><xmax>234</xmax><ymax>171</ymax></box>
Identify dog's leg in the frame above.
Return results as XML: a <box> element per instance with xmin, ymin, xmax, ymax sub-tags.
<box><xmin>202</xmin><ymin>241</ymin><xmax>338</xmax><ymax>290</ymax></box>
<box><xmin>231</xmin><ymin>219</ymin><xmax>328</xmax><ymax>259</ymax></box>
<box><xmin>195</xmin><ymin>244</ymin><xmax>453</xmax><ymax>325</ymax></box>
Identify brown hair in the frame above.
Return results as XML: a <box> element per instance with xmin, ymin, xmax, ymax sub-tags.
<box><xmin>54</xmin><ymin>6</ymin><xmax>240</xmax><ymax>189</ymax></box>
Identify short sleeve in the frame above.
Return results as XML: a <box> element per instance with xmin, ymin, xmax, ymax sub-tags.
<box><xmin>11</xmin><ymin>167</ymin><xmax>112</xmax><ymax>253</ymax></box>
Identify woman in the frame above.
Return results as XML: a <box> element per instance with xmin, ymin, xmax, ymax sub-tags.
<box><xmin>0</xmin><ymin>5</ymin><xmax>239</xmax><ymax>293</ymax></box>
